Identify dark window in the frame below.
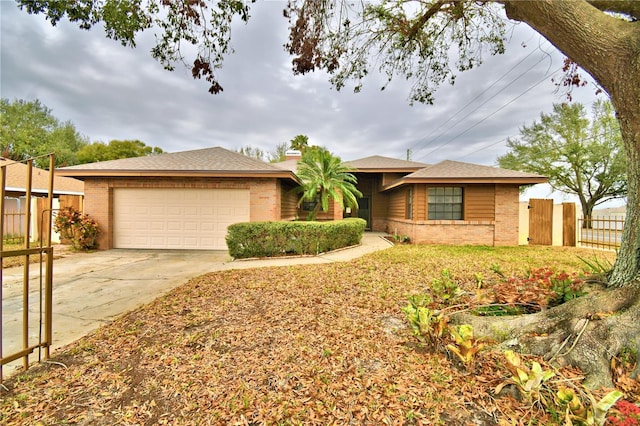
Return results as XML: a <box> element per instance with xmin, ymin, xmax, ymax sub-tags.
<box><xmin>406</xmin><ymin>188</ymin><xmax>413</xmax><ymax>219</ymax></box>
<box><xmin>302</xmin><ymin>198</ymin><xmax>318</xmax><ymax>211</ymax></box>
<box><xmin>428</xmin><ymin>187</ymin><xmax>463</xmax><ymax>220</ymax></box>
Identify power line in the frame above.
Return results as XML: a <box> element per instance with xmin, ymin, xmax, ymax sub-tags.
<box><xmin>451</xmin><ymin>100</ymin><xmax>617</xmax><ymax>163</ymax></box>
<box><xmin>407</xmin><ymin>48</ymin><xmax>538</xmax><ymax>154</ymax></box>
<box><xmin>454</xmin><ymin>137</ymin><xmax>508</xmax><ymax>162</ymax></box>
<box><xmin>415</xmin><ymin>65</ymin><xmax>564</xmax><ymax>162</ymax></box>
<box><xmin>411</xmin><ymin>53</ymin><xmax>552</xmax><ymax>160</ymax></box>
<box><xmin>408</xmin><ymin>40</ymin><xmax>554</xmax><ymax>157</ymax></box>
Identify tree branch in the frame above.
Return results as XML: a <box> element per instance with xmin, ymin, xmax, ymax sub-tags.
<box><xmin>501</xmin><ymin>0</ymin><xmax>638</xmax><ymax>97</ymax></box>
<box><xmin>405</xmin><ymin>0</ymin><xmax>448</xmax><ymax>42</ymax></box>
<box><xmin>587</xmin><ymin>0</ymin><xmax>640</xmax><ymax>20</ymax></box>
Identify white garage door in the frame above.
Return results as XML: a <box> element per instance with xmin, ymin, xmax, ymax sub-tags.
<box><xmin>113</xmin><ymin>188</ymin><xmax>250</xmax><ymax>250</ymax></box>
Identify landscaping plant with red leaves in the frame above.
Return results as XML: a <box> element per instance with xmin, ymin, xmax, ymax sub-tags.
<box><xmin>1</xmin><ymin>245</ymin><xmax>637</xmax><ymax>425</ymax></box>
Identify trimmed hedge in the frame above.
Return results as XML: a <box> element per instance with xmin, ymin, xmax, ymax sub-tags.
<box><xmin>226</xmin><ymin>218</ymin><xmax>366</xmax><ymax>259</ymax></box>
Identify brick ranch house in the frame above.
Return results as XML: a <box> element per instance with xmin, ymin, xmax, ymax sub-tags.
<box><xmin>56</xmin><ymin>146</ymin><xmax>546</xmax><ymax>250</ymax></box>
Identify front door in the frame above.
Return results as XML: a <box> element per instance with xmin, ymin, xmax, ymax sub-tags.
<box><xmin>357</xmin><ymin>196</ymin><xmax>371</xmax><ymax>230</ymax></box>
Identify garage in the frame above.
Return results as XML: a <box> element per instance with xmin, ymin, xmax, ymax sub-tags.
<box><xmin>113</xmin><ymin>188</ymin><xmax>250</xmax><ymax>250</ymax></box>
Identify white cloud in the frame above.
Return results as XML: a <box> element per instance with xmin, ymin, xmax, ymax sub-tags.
<box><xmin>1</xmin><ymin>0</ymin><xmax>602</xmax><ymax>168</ymax></box>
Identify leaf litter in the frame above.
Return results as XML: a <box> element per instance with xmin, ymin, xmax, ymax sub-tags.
<box><xmin>1</xmin><ymin>245</ymin><xmax>633</xmax><ymax>425</ymax></box>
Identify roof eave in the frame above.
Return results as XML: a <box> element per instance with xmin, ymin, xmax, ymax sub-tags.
<box><xmin>3</xmin><ymin>186</ymin><xmax>84</xmax><ymax>196</ymax></box>
<box><xmin>382</xmin><ymin>177</ymin><xmax>548</xmax><ymax>191</ymax></box>
<box><xmin>56</xmin><ymin>169</ymin><xmax>300</xmax><ymax>182</ymax></box>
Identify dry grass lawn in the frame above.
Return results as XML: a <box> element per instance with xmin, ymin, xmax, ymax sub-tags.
<box><xmin>2</xmin><ymin>244</ymin><xmax>633</xmax><ymax>425</ymax></box>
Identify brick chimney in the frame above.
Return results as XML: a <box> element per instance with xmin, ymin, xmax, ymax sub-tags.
<box><xmin>285</xmin><ymin>150</ymin><xmax>302</xmax><ymax>161</ymax></box>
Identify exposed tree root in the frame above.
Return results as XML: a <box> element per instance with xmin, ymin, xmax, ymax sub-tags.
<box><xmin>452</xmin><ymin>286</ymin><xmax>640</xmax><ymax>389</ymax></box>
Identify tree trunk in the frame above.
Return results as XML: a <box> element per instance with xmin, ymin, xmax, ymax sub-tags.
<box><xmin>503</xmin><ymin>0</ymin><xmax>640</xmax><ymax>286</ymax></box>
<box><xmin>453</xmin><ymin>286</ymin><xmax>640</xmax><ymax>388</ymax></box>
<box><xmin>609</xmin><ymin>100</ymin><xmax>640</xmax><ymax>286</ymax></box>
<box><xmin>581</xmin><ymin>200</ymin><xmax>593</xmax><ymax>229</ymax></box>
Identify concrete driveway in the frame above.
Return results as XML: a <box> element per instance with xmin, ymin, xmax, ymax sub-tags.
<box><xmin>1</xmin><ymin>233</ymin><xmax>392</xmax><ymax>376</ymax></box>
<box><xmin>2</xmin><ymin>249</ymin><xmax>229</xmax><ymax>376</ymax></box>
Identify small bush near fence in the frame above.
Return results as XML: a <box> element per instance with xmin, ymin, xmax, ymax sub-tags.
<box><xmin>53</xmin><ymin>207</ymin><xmax>100</xmax><ymax>251</ymax></box>
<box><xmin>226</xmin><ymin>218</ymin><xmax>366</xmax><ymax>259</ymax></box>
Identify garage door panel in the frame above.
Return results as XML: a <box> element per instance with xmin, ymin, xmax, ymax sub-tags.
<box><xmin>149</xmin><ymin>236</ymin><xmax>167</xmax><ymax>246</ymax></box>
<box><xmin>166</xmin><ymin>221</ymin><xmax>183</xmax><ymax>231</ymax></box>
<box><xmin>114</xmin><ymin>188</ymin><xmax>249</xmax><ymax>249</ymax></box>
<box><xmin>201</xmin><ymin>222</ymin><xmax>215</xmax><ymax>232</ymax></box>
<box><xmin>166</xmin><ymin>206</ymin><xmax>182</xmax><ymax>215</ymax></box>
<box><xmin>184</xmin><ymin>222</ymin><xmax>198</xmax><ymax>232</ymax></box>
<box><xmin>149</xmin><ymin>221</ymin><xmax>166</xmax><ymax>231</ymax></box>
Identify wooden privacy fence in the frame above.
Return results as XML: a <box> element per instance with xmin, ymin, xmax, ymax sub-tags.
<box><xmin>526</xmin><ymin>199</ymin><xmax>577</xmax><ymax>246</ymax></box>
<box><xmin>527</xmin><ymin>198</ymin><xmax>553</xmax><ymax>245</ymax></box>
<box><xmin>578</xmin><ymin>216</ymin><xmax>625</xmax><ymax>249</ymax></box>
<box><xmin>524</xmin><ymin>200</ymin><xmax>625</xmax><ymax>249</ymax></box>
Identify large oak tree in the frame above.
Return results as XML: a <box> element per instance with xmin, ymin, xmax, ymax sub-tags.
<box><xmin>17</xmin><ymin>0</ymin><xmax>640</xmax><ymax>387</ymax></box>
<box><xmin>497</xmin><ymin>100</ymin><xmax>627</xmax><ymax>221</ymax></box>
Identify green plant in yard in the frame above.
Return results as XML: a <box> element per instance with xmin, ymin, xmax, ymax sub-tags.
<box><xmin>473</xmin><ymin>304</ymin><xmax>525</xmax><ymax>317</ymax></box>
<box><xmin>446</xmin><ymin>324</ymin><xmax>485</xmax><ymax>366</ymax></box>
<box><xmin>431</xmin><ymin>269</ymin><xmax>463</xmax><ymax>305</ymax></box>
<box><xmin>2</xmin><ymin>234</ymin><xmax>25</xmax><ymax>245</ymax></box>
<box><xmin>495</xmin><ymin>350</ymin><xmax>555</xmax><ymax>403</ymax></box>
<box><xmin>225</xmin><ymin>218</ymin><xmax>365</xmax><ymax>258</ymax></box>
<box><xmin>53</xmin><ymin>207</ymin><xmax>100</xmax><ymax>250</ymax></box>
<box><xmin>295</xmin><ymin>146</ymin><xmax>362</xmax><ymax>221</ymax></box>
<box><xmin>555</xmin><ymin>386</ymin><xmax>623</xmax><ymax>426</ymax></box>
<box><xmin>490</xmin><ymin>263</ymin><xmax>505</xmax><ymax>278</ymax></box>
<box><xmin>473</xmin><ymin>272</ymin><xmax>485</xmax><ymax>289</ymax></box>
<box><xmin>392</xmin><ymin>234</ymin><xmax>410</xmax><ymax>243</ymax></box>
<box><xmin>522</xmin><ymin>268</ymin><xmax>586</xmax><ymax>306</ymax></box>
<box><xmin>578</xmin><ymin>254</ymin><xmax>614</xmax><ymax>276</ymax></box>
<box><xmin>402</xmin><ymin>294</ymin><xmax>448</xmax><ymax>346</ymax></box>
<box><xmin>550</xmin><ymin>271</ymin><xmax>587</xmax><ymax>304</ymax></box>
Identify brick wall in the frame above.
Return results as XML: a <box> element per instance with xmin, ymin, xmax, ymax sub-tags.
<box><xmin>384</xmin><ymin>218</ymin><xmax>495</xmax><ymax>245</ymax></box>
<box><xmin>83</xmin><ymin>177</ymin><xmax>282</xmax><ymax>249</ymax></box>
<box><xmin>378</xmin><ymin>183</ymin><xmax>519</xmax><ymax>246</ymax></box>
<box><xmin>83</xmin><ymin>179</ymin><xmax>111</xmax><ymax>249</ymax></box>
<box><xmin>250</xmin><ymin>179</ymin><xmax>280</xmax><ymax>221</ymax></box>
<box><xmin>493</xmin><ymin>185</ymin><xmax>519</xmax><ymax>246</ymax></box>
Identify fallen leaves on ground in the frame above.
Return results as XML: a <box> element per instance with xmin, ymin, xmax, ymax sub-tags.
<box><xmin>1</xmin><ymin>245</ymin><xmax>629</xmax><ymax>425</ymax></box>
<box><xmin>2</xmin><ymin>244</ymin><xmax>73</xmax><ymax>268</ymax></box>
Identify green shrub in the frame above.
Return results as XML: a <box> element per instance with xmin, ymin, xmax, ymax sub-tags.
<box><xmin>53</xmin><ymin>207</ymin><xmax>100</xmax><ymax>250</ymax></box>
<box><xmin>226</xmin><ymin>218</ymin><xmax>366</xmax><ymax>259</ymax></box>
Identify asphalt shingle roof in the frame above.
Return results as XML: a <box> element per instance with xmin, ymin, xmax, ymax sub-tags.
<box><xmin>1</xmin><ymin>158</ymin><xmax>84</xmax><ymax>195</ymax></box>
<box><xmin>406</xmin><ymin>160</ymin><xmax>546</xmax><ymax>179</ymax></box>
<box><xmin>54</xmin><ymin>147</ymin><xmax>545</xmax><ymax>188</ymax></box>
<box><xmin>272</xmin><ymin>159</ymin><xmax>299</xmax><ymax>173</ymax></box>
<box><xmin>59</xmin><ymin>147</ymin><xmax>285</xmax><ymax>173</ymax></box>
<box><xmin>344</xmin><ymin>155</ymin><xmax>429</xmax><ymax>170</ymax></box>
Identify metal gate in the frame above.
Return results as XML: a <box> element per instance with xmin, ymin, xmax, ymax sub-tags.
<box><xmin>1</xmin><ymin>155</ymin><xmax>55</xmax><ymax>383</ymax></box>
<box><xmin>528</xmin><ymin>198</ymin><xmax>553</xmax><ymax>245</ymax></box>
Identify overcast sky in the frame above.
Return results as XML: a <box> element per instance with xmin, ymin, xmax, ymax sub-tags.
<box><xmin>2</xmin><ymin>1</ymin><xmax>618</xmax><ymax>205</ymax></box>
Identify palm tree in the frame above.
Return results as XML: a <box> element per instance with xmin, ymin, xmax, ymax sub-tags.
<box><xmin>296</xmin><ymin>147</ymin><xmax>362</xmax><ymax>221</ymax></box>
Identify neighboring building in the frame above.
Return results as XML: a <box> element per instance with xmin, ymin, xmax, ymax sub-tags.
<box><xmin>1</xmin><ymin>157</ymin><xmax>84</xmax><ymax>242</ymax></box>
<box><xmin>57</xmin><ymin>147</ymin><xmax>546</xmax><ymax>250</ymax></box>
